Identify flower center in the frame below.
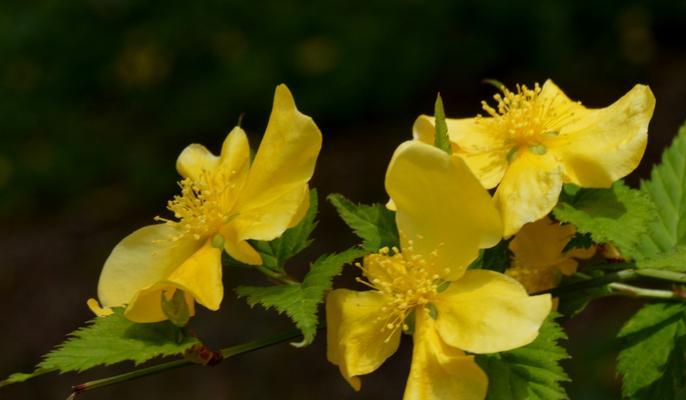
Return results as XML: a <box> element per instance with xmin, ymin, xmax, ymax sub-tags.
<box><xmin>156</xmin><ymin>169</ymin><xmax>239</xmax><ymax>241</ymax></box>
<box><xmin>357</xmin><ymin>245</ymin><xmax>443</xmax><ymax>340</ymax></box>
<box><xmin>477</xmin><ymin>83</ymin><xmax>577</xmax><ymax>160</ymax></box>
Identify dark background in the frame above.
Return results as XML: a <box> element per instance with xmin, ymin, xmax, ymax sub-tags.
<box><xmin>1</xmin><ymin>1</ymin><xmax>686</xmax><ymax>398</ymax></box>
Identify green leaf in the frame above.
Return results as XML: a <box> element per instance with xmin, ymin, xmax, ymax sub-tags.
<box><xmin>1</xmin><ymin>309</ymin><xmax>199</xmax><ymax>386</ymax></box>
<box><xmin>0</xmin><ymin>370</ymin><xmax>54</xmax><ymax>387</ymax></box>
<box><xmin>236</xmin><ymin>247</ymin><xmax>365</xmax><ymax>347</ymax></box>
<box><xmin>327</xmin><ymin>193</ymin><xmax>399</xmax><ymax>251</ymax></box>
<box><xmin>562</xmin><ymin>231</ymin><xmax>594</xmax><ymax>253</ymax></box>
<box><xmin>637</xmin><ymin>123</ymin><xmax>686</xmax><ymax>258</ymax></box>
<box><xmin>617</xmin><ymin>303</ymin><xmax>686</xmax><ymax>399</ymax></box>
<box><xmin>636</xmin><ymin>245</ymin><xmax>686</xmax><ymax>272</ymax></box>
<box><xmin>161</xmin><ymin>289</ymin><xmax>191</xmax><ymax>327</ymax></box>
<box><xmin>230</xmin><ymin>190</ymin><xmax>318</xmax><ymax>271</ymax></box>
<box><xmin>476</xmin><ymin>313</ymin><xmax>570</xmax><ymax>400</ymax></box>
<box><xmin>471</xmin><ymin>239</ymin><xmax>512</xmax><ymax>272</ymax></box>
<box><xmin>553</xmin><ymin>181</ymin><xmax>657</xmax><ymax>259</ymax></box>
<box><xmin>433</xmin><ymin>93</ymin><xmax>452</xmax><ymax>154</ymax></box>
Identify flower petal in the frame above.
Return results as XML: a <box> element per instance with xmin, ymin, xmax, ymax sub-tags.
<box><xmin>233</xmin><ymin>84</ymin><xmax>322</xmax><ymax>240</ymax></box>
<box><xmin>545</xmin><ymin>82</ymin><xmax>655</xmax><ymax>187</ymax></box>
<box><xmin>97</xmin><ymin>224</ymin><xmax>203</xmax><ymax>308</ymax></box>
<box><xmin>166</xmin><ymin>241</ymin><xmax>224</xmax><ymax>310</ymax></box>
<box><xmin>124</xmin><ymin>285</ymin><xmax>196</xmax><ymax>323</ymax></box>
<box><xmin>217</xmin><ymin>126</ymin><xmax>252</xmax><ymax>198</ymax></box>
<box><xmin>219</xmin><ymin>223</ymin><xmax>262</xmax><ymax>265</ymax></box>
<box><xmin>87</xmin><ymin>298</ymin><xmax>113</xmax><ymax>317</ymax></box>
<box><xmin>176</xmin><ymin>144</ymin><xmax>220</xmax><ymax>181</ymax></box>
<box><xmin>494</xmin><ymin>150</ymin><xmax>563</xmax><ymax>237</ymax></box>
<box><xmin>506</xmin><ymin>217</ymin><xmax>593</xmax><ymax>293</ymax></box>
<box><xmin>509</xmin><ymin>217</ymin><xmax>576</xmax><ymax>269</ymax></box>
<box><xmin>403</xmin><ymin>308</ymin><xmax>488</xmax><ymax>400</ymax></box>
<box><xmin>435</xmin><ymin>269</ymin><xmax>551</xmax><ymax>354</ymax></box>
<box><xmin>232</xmin><ymin>184</ymin><xmax>309</xmax><ymax>241</ymax></box>
<box><xmin>326</xmin><ymin>289</ymin><xmax>401</xmax><ymax>391</ymax></box>
<box><xmin>555</xmin><ymin>258</ymin><xmax>579</xmax><ymax>276</ymax></box>
<box><xmin>386</xmin><ymin>141</ymin><xmax>503</xmax><ymax>281</ymax></box>
<box><xmin>287</xmin><ymin>186</ymin><xmax>311</xmax><ymax>228</ymax></box>
<box><xmin>413</xmin><ymin>115</ymin><xmax>508</xmax><ymax>189</ymax></box>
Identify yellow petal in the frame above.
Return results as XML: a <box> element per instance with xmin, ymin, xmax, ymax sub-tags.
<box><xmin>413</xmin><ymin>115</ymin><xmax>508</xmax><ymax>189</ymax></box>
<box><xmin>555</xmin><ymin>258</ymin><xmax>579</xmax><ymax>276</ymax></box>
<box><xmin>403</xmin><ymin>308</ymin><xmax>488</xmax><ymax>400</ymax></box>
<box><xmin>544</xmin><ymin>82</ymin><xmax>655</xmax><ymax>187</ymax></box>
<box><xmin>97</xmin><ymin>224</ymin><xmax>203</xmax><ymax>308</ymax></box>
<box><xmin>176</xmin><ymin>126</ymin><xmax>251</xmax><ymax>185</ymax></box>
<box><xmin>567</xmin><ymin>244</ymin><xmax>596</xmax><ymax>260</ymax></box>
<box><xmin>87</xmin><ymin>298</ymin><xmax>113</xmax><ymax>317</ymax></box>
<box><xmin>219</xmin><ymin>223</ymin><xmax>262</xmax><ymax>265</ymax></box>
<box><xmin>435</xmin><ymin>269</ymin><xmax>551</xmax><ymax>354</ymax></box>
<box><xmin>326</xmin><ymin>289</ymin><xmax>401</xmax><ymax>391</ymax></box>
<box><xmin>233</xmin><ymin>84</ymin><xmax>322</xmax><ymax>241</ymax></box>
<box><xmin>217</xmin><ymin>126</ymin><xmax>252</xmax><ymax>199</ymax></box>
<box><xmin>509</xmin><ymin>217</ymin><xmax>576</xmax><ymax>269</ymax></box>
<box><xmin>506</xmin><ymin>217</ymin><xmax>592</xmax><ymax>293</ymax></box>
<box><xmin>233</xmin><ymin>184</ymin><xmax>309</xmax><ymax>241</ymax></box>
<box><xmin>287</xmin><ymin>186</ymin><xmax>311</xmax><ymax>228</ymax></box>
<box><xmin>166</xmin><ymin>241</ymin><xmax>224</xmax><ymax>310</ymax></box>
<box><xmin>494</xmin><ymin>150</ymin><xmax>563</xmax><ymax>237</ymax></box>
<box><xmin>386</xmin><ymin>141</ymin><xmax>503</xmax><ymax>281</ymax></box>
<box><xmin>124</xmin><ymin>285</ymin><xmax>196</xmax><ymax>323</ymax></box>
<box><xmin>219</xmin><ymin>126</ymin><xmax>251</xmax><ymax>174</ymax></box>
<box><xmin>176</xmin><ymin>144</ymin><xmax>220</xmax><ymax>181</ymax></box>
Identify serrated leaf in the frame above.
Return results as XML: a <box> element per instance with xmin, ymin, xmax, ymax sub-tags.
<box><xmin>562</xmin><ymin>232</ymin><xmax>594</xmax><ymax>253</ymax></box>
<box><xmin>327</xmin><ymin>193</ymin><xmax>399</xmax><ymax>251</ymax></box>
<box><xmin>227</xmin><ymin>190</ymin><xmax>318</xmax><ymax>271</ymax></box>
<box><xmin>1</xmin><ymin>309</ymin><xmax>199</xmax><ymax>386</ymax></box>
<box><xmin>471</xmin><ymin>239</ymin><xmax>512</xmax><ymax>272</ymax></box>
<box><xmin>617</xmin><ymin>303</ymin><xmax>686</xmax><ymax>399</ymax></box>
<box><xmin>433</xmin><ymin>93</ymin><xmax>452</xmax><ymax>154</ymax></box>
<box><xmin>236</xmin><ymin>247</ymin><xmax>365</xmax><ymax>346</ymax></box>
<box><xmin>0</xmin><ymin>370</ymin><xmax>54</xmax><ymax>388</ymax></box>
<box><xmin>553</xmin><ymin>181</ymin><xmax>657</xmax><ymax>259</ymax></box>
<box><xmin>636</xmin><ymin>245</ymin><xmax>686</xmax><ymax>272</ymax></box>
<box><xmin>637</xmin><ymin>123</ymin><xmax>686</xmax><ymax>259</ymax></box>
<box><xmin>476</xmin><ymin>313</ymin><xmax>570</xmax><ymax>400</ymax></box>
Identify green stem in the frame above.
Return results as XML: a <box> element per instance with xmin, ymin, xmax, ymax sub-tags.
<box><xmin>70</xmin><ymin>328</ymin><xmax>302</xmax><ymax>398</ymax></box>
<box><xmin>256</xmin><ymin>265</ymin><xmax>298</xmax><ymax>285</ymax></box>
<box><xmin>634</xmin><ymin>268</ymin><xmax>686</xmax><ymax>284</ymax></box>
<box><xmin>548</xmin><ymin>267</ymin><xmax>686</xmax><ymax>297</ymax></box>
<box><xmin>548</xmin><ymin>269</ymin><xmax>637</xmax><ymax>296</ymax></box>
<box><xmin>606</xmin><ymin>282</ymin><xmax>685</xmax><ymax>300</ymax></box>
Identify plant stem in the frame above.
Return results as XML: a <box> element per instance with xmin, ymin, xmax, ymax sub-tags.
<box><xmin>256</xmin><ymin>265</ymin><xmax>298</xmax><ymax>285</ymax></box>
<box><xmin>548</xmin><ymin>269</ymin><xmax>637</xmax><ymax>296</ymax></box>
<box><xmin>634</xmin><ymin>268</ymin><xmax>686</xmax><ymax>284</ymax></box>
<box><xmin>69</xmin><ymin>328</ymin><xmax>302</xmax><ymax>398</ymax></box>
<box><xmin>548</xmin><ymin>267</ymin><xmax>686</xmax><ymax>297</ymax></box>
<box><xmin>607</xmin><ymin>282</ymin><xmax>686</xmax><ymax>300</ymax></box>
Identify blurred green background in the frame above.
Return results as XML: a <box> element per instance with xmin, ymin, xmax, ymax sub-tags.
<box><xmin>2</xmin><ymin>0</ymin><xmax>686</xmax><ymax>398</ymax></box>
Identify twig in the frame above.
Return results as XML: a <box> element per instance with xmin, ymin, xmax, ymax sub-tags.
<box><xmin>606</xmin><ymin>282</ymin><xmax>686</xmax><ymax>300</ymax></box>
<box><xmin>69</xmin><ymin>328</ymin><xmax>301</xmax><ymax>398</ymax></box>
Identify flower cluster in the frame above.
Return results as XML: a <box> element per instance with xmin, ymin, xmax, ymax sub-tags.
<box><xmin>81</xmin><ymin>80</ymin><xmax>655</xmax><ymax>399</ymax></box>
<box><xmin>89</xmin><ymin>84</ymin><xmax>322</xmax><ymax>322</ymax></box>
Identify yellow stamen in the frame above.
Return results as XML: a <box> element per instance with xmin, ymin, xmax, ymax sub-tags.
<box><xmin>358</xmin><ymin>245</ymin><xmax>442</xmax><ymax>341</ymax></box>
<box><xmin>155</xmin><ymin>169</ymin><xmax>239</xmax><ymax>241</ymax></box>
<box><xmin>476</xmin><ymin>83</ymin><xmax>580</xmax><ymax>159</ymax></box>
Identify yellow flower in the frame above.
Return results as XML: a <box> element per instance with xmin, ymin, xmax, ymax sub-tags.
<box><xmin>506</xmin><ymin>217</ymin><xmax>596</xmax><ymax>293</ymax></box>
<box><xmin>89</xmin><ymin>84</ymin><xmax>322</xmax><ymax>323</ymax></box>
<box><xmin>326</xmin><ymin>141</ymin><xmax>551</xmax><ymax>399</ymax></box>
<box><xmin>413</xmin><ymin>80</ymin><xmax>655</xmax><ymax>237</ymax></box>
